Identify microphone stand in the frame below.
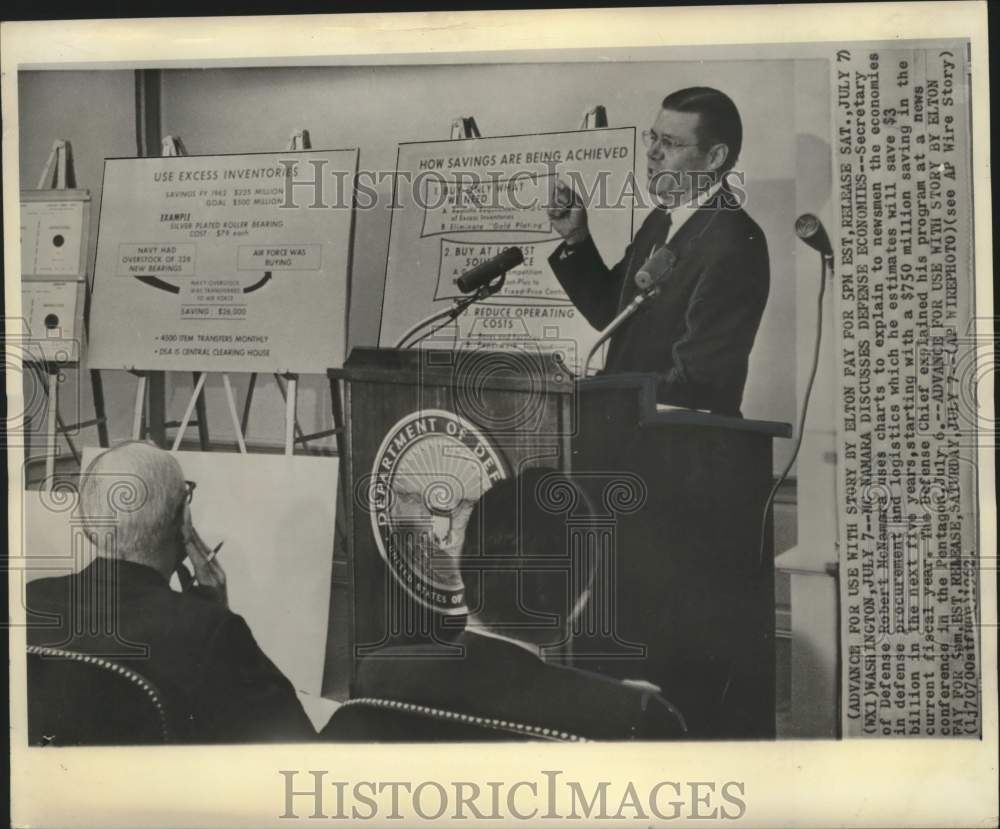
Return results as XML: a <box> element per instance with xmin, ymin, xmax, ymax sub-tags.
<box><xmin>755</xmin><ymin>245</ymin><xmax>833</xmax><ymax>571</ymax></box>
<box><xmin>581</xmin><ymin>284</ymin><xmax>662</xmax><ymax>378</ymax></box>
<box><xmin>395</xmin><ymin>274</ymin><xmax>507</xmax><ymax>349</ymax></box>
<box><xmin>821</xmin><ymin>252</ymin><xmax>835</xmax><ymax>279</ymax></box>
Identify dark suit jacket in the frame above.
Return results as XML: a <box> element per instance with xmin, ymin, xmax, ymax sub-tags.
<box><xmin>26</xmin><ymin>558</ymin><xmax>315</xmax><ymax>744</ymax></box>
<box><xmin>549</xmin><ymin>185</ymin><xmax>769</xmax><ymax>415</ymax></box>
<box><xmin>350</xmin><ymin>631</ymin><xmax>686</xmax><ymax>740</ymax></box>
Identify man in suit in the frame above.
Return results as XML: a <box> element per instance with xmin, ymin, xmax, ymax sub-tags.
<box><xmin>345</xmin><ymin>468</ymin><xmax>686</xmax><ymax>740</ymax></box>
<box><xmin>27</xmin><ymin>441</ymin><xmax>315</xmax><ymax>744</ymax></box>
<box><xmin>548</xmin><ymin>87</ymin><xmax>769</xmax><ymax>416</ymax></box>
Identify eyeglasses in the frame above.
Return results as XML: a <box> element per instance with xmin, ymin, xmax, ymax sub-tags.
<box><xmin>183</xmin><ymin>480</ymin><xmax>197</xmax><ymax>504</ymax></box>
<box><xmin>642</xmin><ymin>129</ymin><xmax>700</xmax><ymax>153</ymax></box>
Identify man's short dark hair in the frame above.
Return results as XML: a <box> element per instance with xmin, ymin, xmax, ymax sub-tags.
<box><xmin>460</xmin><ymin>468</ymin><xmax>597</xmax><ymax>632</ymax></box>
<box><xmin>662</xmin><ymin>86</ymin><xmax>743</xmax><ymax>174</ymax></box>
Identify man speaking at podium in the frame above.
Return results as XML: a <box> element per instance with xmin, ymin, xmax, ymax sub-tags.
<box><xmin>548</xmin><ymin>87</ymin><xmax>769</xmax><ymax>416</ymax></box>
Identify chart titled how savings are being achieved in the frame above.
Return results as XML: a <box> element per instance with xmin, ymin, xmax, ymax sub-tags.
<box><xmin>379</xmin><ymin>128</ymin><xmax>636</xmax><ymax>374</ymax></box>
<box><xmin>88</xmin><ymin>150</ymin><xmax>357</xmax><ymax>374</ymax></box>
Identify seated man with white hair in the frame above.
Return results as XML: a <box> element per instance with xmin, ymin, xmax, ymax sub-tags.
<box><xmin>27</xmin><ymin>441</ymin><xmax>315</xmax><ymax>744</ymax></box>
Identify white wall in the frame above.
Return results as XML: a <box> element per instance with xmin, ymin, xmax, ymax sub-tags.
<box><xmin>19</xmin><ymin>61</ymin><xmax>816</xmax><ymax>467</ymax></box>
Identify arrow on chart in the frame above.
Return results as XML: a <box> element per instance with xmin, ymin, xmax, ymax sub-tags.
<box><xmin>134</xmin><ymin>275</ymin><xmax>181</xmax><ymax>294</ymax></box>
<box><xmin>243</xmin><ymin>272</ymin><xmax>272</xmax><ymax>294</ymax></box>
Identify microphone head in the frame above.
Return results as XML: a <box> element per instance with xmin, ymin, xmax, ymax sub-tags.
<box><xmin>795</xmin><ymin>213</ymin><xmax>833</xmax><ymax>258</ymax></box>
<box><xmin>498</xmin><ymin>246</ymin><xmax>525</xmax><ymax>269</ymax></box>
<box><xmin>634</xmin><ymin>246</ymin><xmax>677</xmax><ymax>290</ymax></box>
<box><xmin>453</xmin><ymin>246</ymin><xmax>525</xmax><ymax>292</ymax></box>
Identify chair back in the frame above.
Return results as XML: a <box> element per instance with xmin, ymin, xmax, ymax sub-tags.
<box><xmin>27</xmin><ymin>644</ymin><xmax>170</xmax><ymax>745</ymax></box>
<box><xmin>321</xmin><ymin>697</ymin><xmax>587</xmax><ymax>742</ymax></box>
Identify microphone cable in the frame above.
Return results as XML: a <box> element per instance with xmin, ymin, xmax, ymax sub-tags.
<box><xmin>756</xmin><ymin>253</ymin><xmax>829</xmax><ymax>572</ymax></box>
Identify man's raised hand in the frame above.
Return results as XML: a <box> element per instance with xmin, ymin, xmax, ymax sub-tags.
<box><xmin>547</xmin><ymin>176</ymin><xmax>590</xmax><ymax>246</ymax></box>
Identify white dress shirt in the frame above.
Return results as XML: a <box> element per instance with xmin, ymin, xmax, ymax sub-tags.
<box><xmin>662</xmin><ymin>180</ymin><xmax>723</xmax><ymax>245</ymax></box>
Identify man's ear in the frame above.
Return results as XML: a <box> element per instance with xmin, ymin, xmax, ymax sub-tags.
<box><xmin>171</xmin><ymin>504</ymin><xmax>191</xmax><ymax>569</ymax></box>
<box><xmin>705</xmin><ymin>142</ymin><xmax>729</xmax><ymax>173</ymax></box>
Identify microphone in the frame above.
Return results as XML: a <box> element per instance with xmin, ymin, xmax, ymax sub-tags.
<box><xmin>583</xmin><ymin>247</ymin><xmax>676</xmax><ymax>376</ymax></box>
<box><xmin>634</xmin><ymin>246</ymin><xmax>677</xmax><ymax>291</ymax></box>
<box><xmin>795</xmin><ymin>214</ymin><xmax>833</xmax><ymax>259</ymax></box>
<box><xmin>454</xmin><ymin>247</ymin><xmax>524</xmax><ymax>293</ymax></box>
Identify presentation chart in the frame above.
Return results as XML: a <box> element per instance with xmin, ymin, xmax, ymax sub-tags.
<box><xmin>379</xmin><ymin>129</ymin><xmax>636</xmax><ymax>373</ymax></box>
<box><xmin>88</xmin><ymin>150</ymin><xmax>357</xmax><ymax>373</ymax></box>
<box><xmin>20</xmin><ymin>192</ymin><xmax>89</xmax><ymax>280</ymax></box>
<box><xmin>19</xmin><ymin>190</ymin><xmax>90</xmax><ymax>364</ymax></box>
<box><xmin>22</xmin><ymin>282</ymin><xmax>82</xmax><ymax>363</ymax></box>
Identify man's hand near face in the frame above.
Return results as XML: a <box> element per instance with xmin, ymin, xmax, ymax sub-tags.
<box><xmin>177</xmin><ymin>508</ymin><xmax>228</xmax><ymax>607</ymax></box>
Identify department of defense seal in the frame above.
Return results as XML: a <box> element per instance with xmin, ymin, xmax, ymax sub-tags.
<box><xmin>369</xmin><ymin>409</ymin><xmax>508</xmax><ymax>613</ymax></box>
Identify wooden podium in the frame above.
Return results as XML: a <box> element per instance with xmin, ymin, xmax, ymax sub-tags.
<box><xmin>329</xmin><ymin>347</ymin><xmax>790</xmax><ymax>739</ymax></box>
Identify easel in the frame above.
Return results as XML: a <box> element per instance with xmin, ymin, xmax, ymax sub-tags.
<box><xmin>236</xmin><ymin>128</ymin><xmax>341</xmax><ymax>455</ymax></box>
<box><xmin>450</xmin><ymin>117</ymin><xmax>481</xmax><ymax>139</ymax></box>
<box><xmin>36</xmin><ymin>139</ymin><xmax>77</xmax><ymax>189</ymax></box>
<box><xmin>130</xmin><ymin>135</ymin><xmax>216</xmax><ymax>451</ymax></box>
<box><xmin>580</xmin><ymin>105</ymin><xmax>608</xmax><ymax>129</ymax></box>
<box><xmin>132</xmin><ymin>131</ymin><xmax>339</xmax><ymax>456</ymax></box>
<box><xmin>24</xmin><ymin>140</ymin><xmax>109</xmax><ymax>490</ymax></box>
<box><xmin>242</xmin><ymin>129</ymin><xmax>336</xmax><ymax>453</ymax></box>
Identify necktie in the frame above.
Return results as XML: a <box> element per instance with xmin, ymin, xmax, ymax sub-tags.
<box><xmin>645</xmin><ymin>208</ymin><xmax>673</xmax><ymax>262</ymax></box>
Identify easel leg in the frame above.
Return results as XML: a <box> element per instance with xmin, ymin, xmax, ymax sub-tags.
<box><xmin>172</xmin><ymin>372</ymin><xmax>208</xmax><ymax>452</ymax></box>
<box><xmin>329</xmin><ymin>375</ymin><xmax>346</xmax><ymax>457</ymax></box>
<box><xmin>54</xmin><ymin>410</ymin><xmax>82</xmax><ymax>466</ymax></box>
<box><xmin>33</xmin><ymin>363</ymin><xmax>81</xmax><ymax>467</ymax></box>
<box><xmin>91</xmin><ymin>369</ymin><xmax>110</xmax><ymax>447</ymax></box>
<box><xmin>147</xmin><ymin>372</ymin><xmax>167</xmax><ymax>447</ymax></box>
<box><xmin>221</xmin><ymin>374</ymin><xmax>247</xmax><ymax>454</ymax></box>
<box><xmin>44</xmin><ymin>370</ymin><xmax>58</xmax><ymax>492</ymax></box>
<box><xmin>193</xmin><ymin>371</ymin><xmax>210</xmax><ymax>451</ymax></box>
<box><xmin>284</xmin><ymin>375</ymin><xmax>297</xmax><ymax>456</ymax></box>
<box><xmin>274</xmin><ymin>373</ymin><xmax>307</xmax><ymax>450</ymax></box>
<box><xmin>24</xmin><ymin>361</ymin><xmax>46</xmax><ymax>464</ymax></box>
<box><xmin>132</xmin><ymin>374</ymin><xmax>148</xmax><ymax>440</ymax></box>
<box><xmin>241</xmin><ymin>372</ymin><xmax>258</xmax><ymax>437</ymax></box>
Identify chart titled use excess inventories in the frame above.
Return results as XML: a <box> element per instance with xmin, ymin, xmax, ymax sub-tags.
<box><xmin>89</xmin><ymin>150</ymin><xmax>357</xmax><ymax>373</ymax></box>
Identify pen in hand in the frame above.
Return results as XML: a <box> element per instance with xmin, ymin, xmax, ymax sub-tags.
<box><xmin>205</xmin><ymin>541</ymin><xmax>224</xmax><ymax>564</ymax></box>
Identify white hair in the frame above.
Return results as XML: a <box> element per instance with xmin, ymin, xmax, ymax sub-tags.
<box><xmin>79</xmin><ymin>441</ymin><xmax>186</xmax><ymax>570</ymax></box>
